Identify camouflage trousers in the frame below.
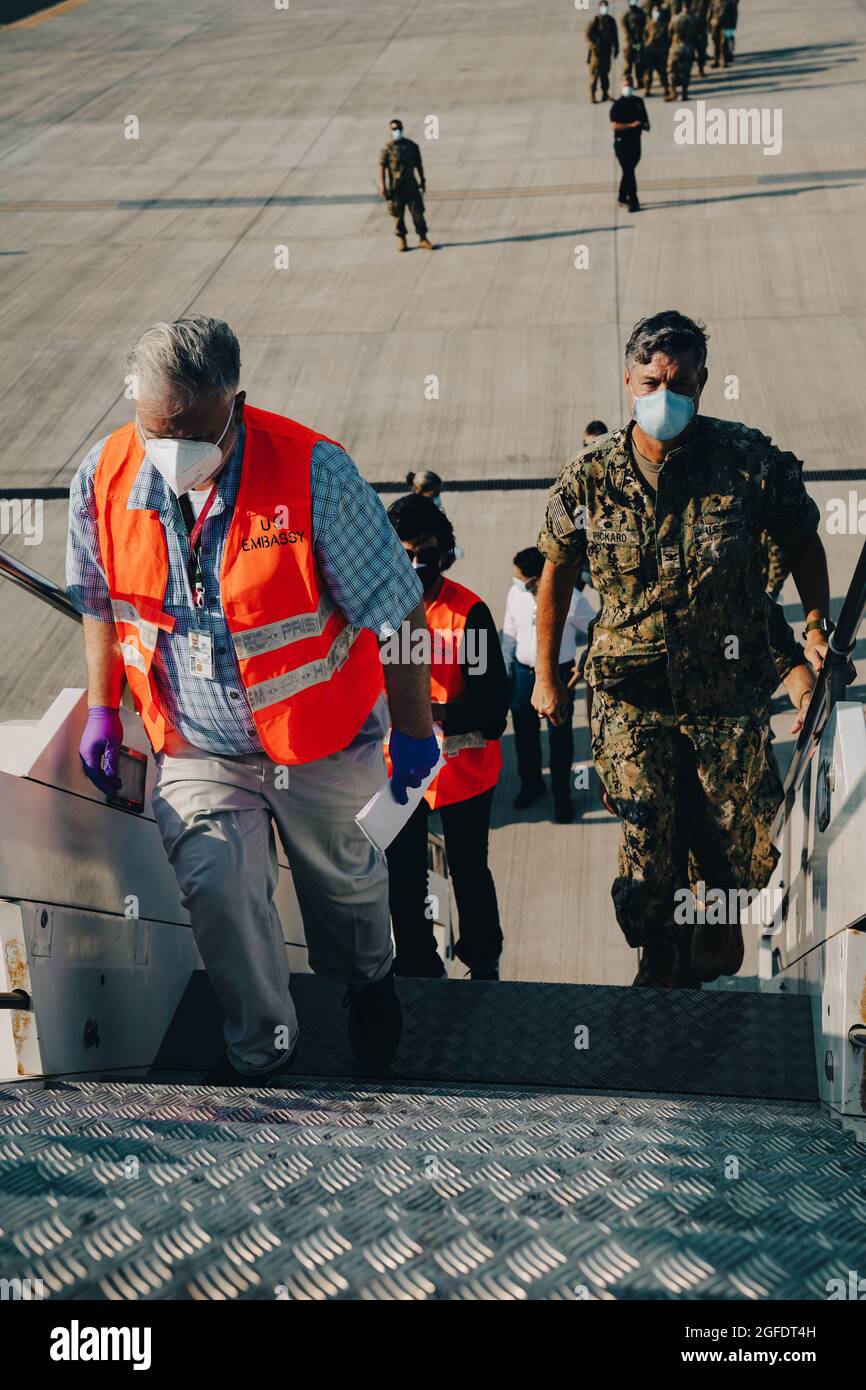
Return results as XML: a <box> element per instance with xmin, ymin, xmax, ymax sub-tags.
<box><xmin>589</xmin><ymin>50</ymin><xmax>614</xmax><ymax>98</ymax></box>
<box><xmin>591</xmin><ymin>677</ymin><xmax>767</xmax><ymax>951</ymax></box>
<box><xmin>710</xmin><ymin>20</ymin><xmax>732</xmax><ymax>65</ymax></box>
<box><xmin>691</xmin><ymin>18</ymin><xmax>708</xmax><ymax>71</ymax></box>
<box><xmin>622</xmin><ymin>40</ymin><xmax>644</xmax><ymax>86</ymax></box>
<box><xmin>667</xmin><ymin>43</ymin><xmax>694</xmax><ymax>93</ymax></box>
<box><xmin>387</xmin><ymin>185</ymin><xmax>427</xmax><ymax>239</ymax></box>
<box><xmin>643</xmin><ymin>43</ymin><xmax>670</xmax><ymax>94</ymax></box>
<box><xmin>745</xmin><ymin>742</ymin><xmax>785</xmax><ymax>890</ymax></box>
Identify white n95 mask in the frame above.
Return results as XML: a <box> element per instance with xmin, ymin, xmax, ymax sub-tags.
<box><xmin>632</xmin><ymin>387</ymin><xmax>695</xmax><ymax>442</ymax></box>
<box><xmin>139</xmin><ymin>399</ymin><xmax>235</xmax><ymax>495</ymax></box>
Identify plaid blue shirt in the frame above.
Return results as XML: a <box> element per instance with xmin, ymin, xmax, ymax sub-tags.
<box><xmin>66</xmin><ymin>424</ymin><xmax>422</xmax><ymax>755</ymax></box>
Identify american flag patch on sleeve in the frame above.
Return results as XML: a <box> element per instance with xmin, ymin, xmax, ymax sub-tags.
<box><xmin>547</xmin><ymin>492</ymin><xmax>578</xmax><ymax>538</ymax></box>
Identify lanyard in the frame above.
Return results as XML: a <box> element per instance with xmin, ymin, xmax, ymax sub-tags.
<box><xmin>179</xmin><ymin>485</ymin><xmax>218</xmax><ymax>612</ymax></box>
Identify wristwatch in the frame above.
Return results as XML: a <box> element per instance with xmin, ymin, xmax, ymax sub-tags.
<box><xmin>802</xmin><ymin>617</ymin><xmax>834</xmax><ymax>641</ymax></box>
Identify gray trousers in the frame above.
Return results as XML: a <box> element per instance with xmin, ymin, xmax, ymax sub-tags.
<box><xmin>152</xmin><ymin>696</ymin><xmax>392</xmax><ymax>1074</ymax></box>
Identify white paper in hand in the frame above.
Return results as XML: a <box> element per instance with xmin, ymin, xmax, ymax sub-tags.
<box><xmin>355</xmin><ymin>752</ymin><xmax>445</xmax><ymax>853</ymax></box>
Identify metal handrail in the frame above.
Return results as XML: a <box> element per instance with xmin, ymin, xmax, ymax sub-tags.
<box><xmin>774</xmin><ymin>533</ymin><xmax>866</xmax><ymax>830</ymax></box>
<box><xmin>0</xmin><ymin>547</ymin><xmax>81</xmax><ymax>624</ymax></box>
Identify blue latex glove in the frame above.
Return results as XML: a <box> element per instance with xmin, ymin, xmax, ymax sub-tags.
<box><xmin>388</xmin><ymin>728</ymin><xmax>440</xmax><ymax>805</ymax></box>
<box><xmin>79</xmin><ymin>706</ymin><xmax>124</xmax><ymax>796</ymax></box>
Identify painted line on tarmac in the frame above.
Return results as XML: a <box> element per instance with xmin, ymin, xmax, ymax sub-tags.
<box><xmin>0</xmin><ymin>171</ymin><xmax>861</xmax><ymax>216</ymax></box>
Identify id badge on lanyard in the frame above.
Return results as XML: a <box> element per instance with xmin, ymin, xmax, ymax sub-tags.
<box><xmin>182</xmin><ymin>488</ymin><xmax>218</xmax><ymax>681</ymax></box>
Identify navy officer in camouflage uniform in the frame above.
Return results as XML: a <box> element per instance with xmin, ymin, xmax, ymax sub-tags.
<box><xmin>533</xmin><ymin>311</ymin><xmax>831</xmax><ymax>987</ymax></box>
<box><xmin>378</xmin><ymin>118</ymin><xmax>434</xmax><ymax>253</ymax></box>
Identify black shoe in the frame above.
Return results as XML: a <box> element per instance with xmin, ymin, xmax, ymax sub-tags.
<box><xmin>554</xmin><ymin>797</ymin><xmax>575</xmax><ymax>823</ymax></box>
<box><xmin>344</xmin><ymin>965</ymin><xmax>403</xmax><ymax>1069</ymax></box>
<box><xmin>618</xmin><ymin>197</ymin><xmax>630</xmax><ymax>206</ymax></box>
<box><xmin>512</xmin><ymin>778</ymin><xmax>545</xmax><ymax>809</ymax></box>
<box><xmin>469</xmin><ymin>964</ymin><xmax>500</xmax><ymax>981</ymax></box>
<box><xmin>628</xmin><ymin>199</ymin><xmax>641</xmax><ymax>213</ymax></box>
<box><xmin>394</xmin><ymin>956</ymin><xmax>446</xmax><ymax>979</ymax></box>
<box><xmin>204</xmin><ymin>1040</ymin><xmax>297</xmax><ymax>1087</ymax></box>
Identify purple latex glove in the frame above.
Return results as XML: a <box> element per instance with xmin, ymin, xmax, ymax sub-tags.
<box><xmin>79</xmin><ymin>706</ymin><xmax>123</xmax><ymax>796</ymax></box>
<box><xmin>388</xmin><ymin>728</ymin><xmax>440</xmax><ymax>805</ymax></box>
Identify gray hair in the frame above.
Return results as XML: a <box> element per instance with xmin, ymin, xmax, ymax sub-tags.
<box><xmin>625</xmin><ymin>311</ymin><xmax>709</xmax><ymax>371</ymax></box>
<box><xmin>126</xmin><ymin>316</ymin><xmax>241</xmax><ymax>409</ymax></box>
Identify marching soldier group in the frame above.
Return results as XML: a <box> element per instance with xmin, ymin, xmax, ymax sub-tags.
<box><xmin>586</xmin><ymin>0</ymin><xmax>741</xmax><ymax>104</ymax></box>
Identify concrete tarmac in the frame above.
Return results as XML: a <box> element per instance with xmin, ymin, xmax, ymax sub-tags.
<box><xmin>0</xmin><ymin>0</ymin><xmax>864</xmax><ymax>986</ymax></box>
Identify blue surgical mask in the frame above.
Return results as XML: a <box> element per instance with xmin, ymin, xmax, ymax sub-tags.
<box><xmin>512</xmin><ymin>578</ymin><xmax>528</xmax><ymax>591</ymax></box>
<box><xmin>632</xmin><ymin>388</ymin><xmax>696</xmax><ymax>442</ymax></box>
<box><xmin>391</xmin><ymin>129</ymin><xmax>403</xmax><ymax>141</ymax></box>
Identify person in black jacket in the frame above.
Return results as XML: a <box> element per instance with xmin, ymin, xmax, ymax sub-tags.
<box><xmin>385</xmin><ymin>494</ymin><xmax>509</xmax><ymax>980</ymax></box>
<box><xmin>609</xmin><ymin>80</ymin><xmax>651</xmax><ymax>212</ymax></box>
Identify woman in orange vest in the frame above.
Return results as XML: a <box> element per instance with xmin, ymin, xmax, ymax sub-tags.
<box><xmin>385</xmin><ymin>494</ymin><xmax>509</xmax><ymax>979</ymax></box>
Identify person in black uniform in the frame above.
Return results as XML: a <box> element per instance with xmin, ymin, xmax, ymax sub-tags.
<box><xmin>609</xmin><ymin>79</ymin><xmax>650</xmax><ymax>213</ymax></box>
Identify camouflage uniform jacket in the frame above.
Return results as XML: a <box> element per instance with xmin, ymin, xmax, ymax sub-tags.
<box><xmin>586</xmin><ymin>14</ymin><xmax>619</xmax><ymax>54</ymax></box>
<box><xmin>378</xmin><ymin>137</ymin><xmax>425</xmax><ymax>194</ymax></box>
<box><xmin>669</xmin><ymin>10</ymin><xmax>698</xmax><ymax>50</ymax></box>
<box><xmin>622</xmin><ymin>8</ymin><xmax>647</xmax><ymax>44</ymax></box>
<box><xmin>537</xmin><ymin>417</ymin><xmax>819</xmax><ymax>719</ymax></box>
<box><xmin>645</xmin><ymin>11</ymin><xmax>670</xmax><ymax>47</ymax></box>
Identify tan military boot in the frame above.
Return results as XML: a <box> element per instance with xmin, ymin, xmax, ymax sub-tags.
<box><xmin>397</xmin><ymin>235</ymin><xmax>408</xmax><ymax>252</ymax></box>
<box><xmin>419</xmin><ymin>237</ymin><xmax>434</xmax><ymax>250</ymax></box>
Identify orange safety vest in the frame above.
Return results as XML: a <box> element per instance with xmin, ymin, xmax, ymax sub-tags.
<box><xmin>93</xmin><ymin>405</ymin><xmax>384</xmax><ymax>765</ymax></box>
<box><xmin>386</xmin><ymin>576</ymin><xmax>502</xmax><ymax>810</ymax></box>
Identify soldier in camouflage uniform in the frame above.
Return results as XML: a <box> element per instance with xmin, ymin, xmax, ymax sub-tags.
<box><xmin>377</xmin><ymin>118</ymin><xmax>433</xmax><ymax>252</ymax></box>
<box><xmin>621</xmin><ymin>1</ymin><xmax>647</xmax><ymax>88</ymax></box>
<box><xmin>709</xmin><ymin>0</ymin><xmax>737</xmax><ymax>67</ymax></box>
<box><xmin>586</xmin><ymin>2</ymin><xmax>619</xmax><ymax>103</ymax></box>
<box><xmin>691</xmin><ymin>0</ymin><xmax>710</xmax><ymax>77</ymax></box>
<box><xmin>534</xmin><ymin>311</ymin><xmax>830</xmax><ymax>986</ymax></box>
<box><xmin>666</xmin><ymin>0</ymin><xmax>698</xmax><ymax>100</ymax></box>
<box><xmin>643</xmin><ymin>4</ymin><xmax>671</xmax><ymax>97</ymax></box>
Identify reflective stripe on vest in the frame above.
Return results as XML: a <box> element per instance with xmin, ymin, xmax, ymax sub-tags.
<box><xmin>111</xmin><ymin>599</ymin><xmax>160</xmax><ymax>653</ymax></box>
<box><xmin>231</xmin><ymin>591</ymin><xmax>336</xmax><ymax>660</ymax></box>
<box><xmin>245</xmin><ymin>622</ymin><xmax>362</xmax><ymax>712</ymax></box>
<box><xmin>442</xmin><ymin>731</ymin><xmax>487</xmax><ymax>756</ymax></box>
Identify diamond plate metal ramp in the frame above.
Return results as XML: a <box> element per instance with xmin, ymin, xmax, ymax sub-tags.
<box><xmin>0</xmin><ymin>1079</ymin><xmax>863</xmax><ymax>1300</ymax></box>
<box><xmin>155</xmin><ymin>976</ymin><xmax>818</xmax><ymax>1102</ymax></box>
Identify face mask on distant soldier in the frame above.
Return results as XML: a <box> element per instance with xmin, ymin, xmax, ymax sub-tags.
<box><xmin>391</xmin><ymin>128</ymin><xmax>403</xmax><ymax>140</ymax></box>
<box><xmin>621</xmin><ymin>86</ymin><xmax>633</xmax><ymax>97</ymax></box>
<box><xmin>600</xmin><ymin>4</ymin><xmax>609</xmax><ymax>11</ymax></box>
<box><xmin>632</xmin><ymin>387</ymin><xmax>696</xmax><ymax>442</ymax></box>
